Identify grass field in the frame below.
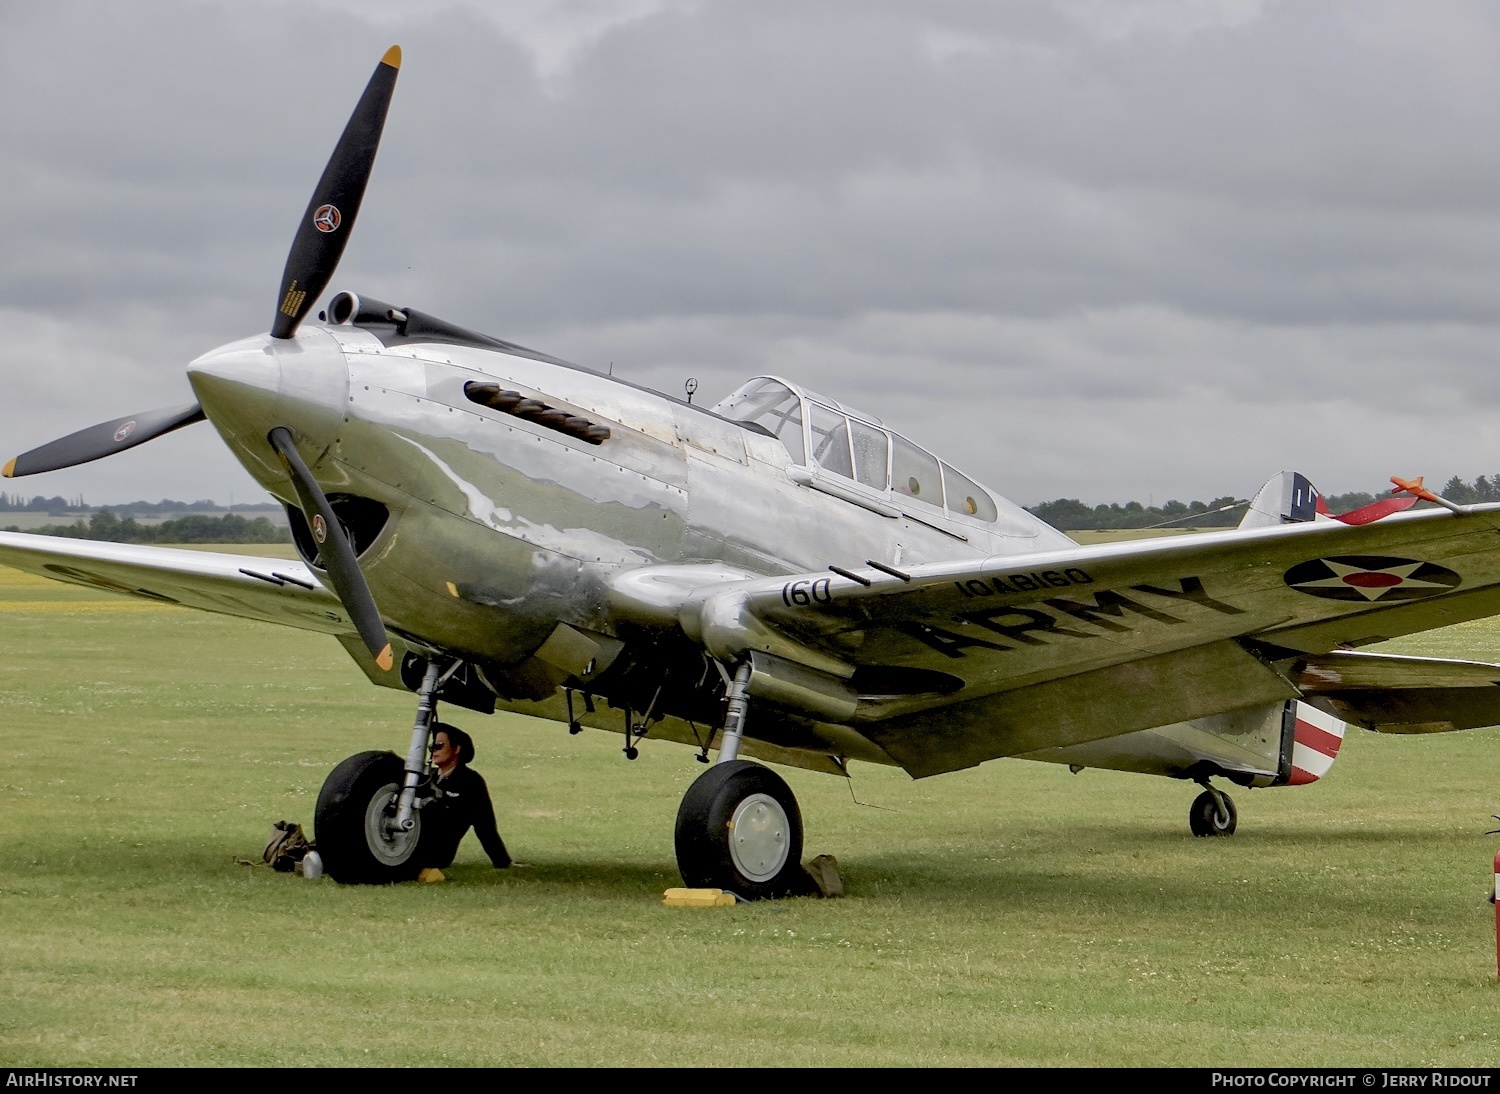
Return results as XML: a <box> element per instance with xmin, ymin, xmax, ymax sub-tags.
<box><xmin>2</xmin><ymin>547</ymin><xmax>1499</xmax><ymax>1066</ymax></box>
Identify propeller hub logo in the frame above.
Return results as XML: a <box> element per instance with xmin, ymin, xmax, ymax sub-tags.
<box><xmin>312</xmin><ymin>204</ymin><xmax>342</xmax><ymax>233</ymax></box>
<box><xmin>311</xmin><ymin>514</ymin><xmax>328</xmax><ymax>544</ymax></box>
<box><xmin>1284</xmin><ymin>555</ymin><xmax>1460</xmax><ymax>602</ymax></box>
<box><xmin>113</xmin><ymin>421</ymin><xmax>137</xmax><ymax>443</ymax></box>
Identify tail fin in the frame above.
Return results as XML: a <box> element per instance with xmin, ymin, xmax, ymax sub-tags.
<box><xmin>1239</xmin><ymin>470</ymin><xmax>1418</xmax><ymax>530</ymax></box>
<box><xmin>1239</xmin><ymin>471</ymin><xmax>1320</xmax><ymax>529</ymax></box>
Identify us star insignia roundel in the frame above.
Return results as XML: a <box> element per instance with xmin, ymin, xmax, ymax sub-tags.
<box><xmin>1283</xmin><ymin>555</ymin><xmax>1461</xmax><ymax>602</ymax></box>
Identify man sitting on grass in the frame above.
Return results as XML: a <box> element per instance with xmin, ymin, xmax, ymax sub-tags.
<box><xmin>422</xmin><ymin>723</ymin><xmax>512</xmax><ymax>870</ymax></box>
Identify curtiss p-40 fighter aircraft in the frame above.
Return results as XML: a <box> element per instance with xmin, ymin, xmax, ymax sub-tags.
<box><xmin>6</xmin><ymin>50</ymin><xmax>1500</xmax><ymax>897</ymax></box>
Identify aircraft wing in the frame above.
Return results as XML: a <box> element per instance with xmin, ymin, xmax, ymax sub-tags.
<box><xmin>664</xmin><ymin>504</ymin><xmax>1500</xmax><ymax>775</ymax></box>
<box><xmin>0</xmin><ymin>531</ymin><xmax>354</xmax><ymax>636</ymax></box>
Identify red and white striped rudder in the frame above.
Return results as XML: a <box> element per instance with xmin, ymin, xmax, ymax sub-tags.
<box><xmin>1287</xmin><ymin>701</ymin><xmax>1346</xmax><ymax>785</ymax></box>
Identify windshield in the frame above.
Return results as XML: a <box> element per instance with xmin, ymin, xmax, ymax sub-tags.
<box><xmin>713</xmin><ymin>378</ymin><xmax>805</xmax><ymax>464</ymax></box>
<box><xmin>715</xmin><ymin>375</ymin><xmax>999</xmax><ymax>522</ymax></box>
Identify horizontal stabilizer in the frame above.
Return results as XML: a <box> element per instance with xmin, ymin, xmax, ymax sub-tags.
<box><xmin>1296</xmin><ymin>650</ymin><xmax>1500</xmax><ymax>733</ymax></box>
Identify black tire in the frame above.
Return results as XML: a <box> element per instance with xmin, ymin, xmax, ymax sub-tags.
<box><xmin>1188</xmin><ymin>789</ymin><xmax>1238</xmax><ymax>837</ymax></box>
<box><xmin>674</xmin><ymin>760</ymin><xmax>804</xmax><ymax>900</ymax></box>
<box><xmin>315</xmin><ymin>751</ymin><xmax>430</xmax><ymax>884</ymax></box>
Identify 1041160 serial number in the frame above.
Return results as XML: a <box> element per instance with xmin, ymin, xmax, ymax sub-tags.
<box><xmin>953</xmin><ymin>568</ymin><xmax>1094</xmax><ymax>598</ymax></box>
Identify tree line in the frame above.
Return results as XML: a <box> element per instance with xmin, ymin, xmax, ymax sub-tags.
<box><xmin>7</xmin><ymin>474</ymin><xmax>1499</xmax><ymax>540</ymax></box>
<box><xmin>0</xmin><ymin>494</ymin><xmax>88</xmax><ymax>513</ymax></box>
<box><xmin>0</xmin><ymin>493</ymin><xmax>281</xmax><ymax>516</ymax></box>
<box><xmin>1027</xmin><ymin>474</ymin><xmax>1499</xmax><ymax>531</ymax></box>
<box><xmin>3</xmin><ymin>511</ymin><xmax>289</xmax><ymax>544</ymax></box>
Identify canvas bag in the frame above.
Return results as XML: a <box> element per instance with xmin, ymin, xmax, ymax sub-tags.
<box><xmin>262</xmin><ymin>820</ymin><xmax>313</xmax><ymax>873</ymax></box>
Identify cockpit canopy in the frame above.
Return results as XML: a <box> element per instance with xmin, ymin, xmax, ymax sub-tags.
<box><xmin>712</xmin><ymin>376</ymin><xmax>999</xmax><ymax>522</ymax></box>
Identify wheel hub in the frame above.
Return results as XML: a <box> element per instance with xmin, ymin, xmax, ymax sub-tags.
<box><xmin>364</xmin><ymin>781</ymin><xmax>419</xmax><ymax>866</ymax></box>
<box><xmin>728</xmin><ymin>792</ymin><xmax>791</xmax><ymax>882</ymax></box>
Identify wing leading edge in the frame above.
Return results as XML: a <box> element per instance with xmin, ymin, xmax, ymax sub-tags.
<box><xmin>0</xmin><ymin>531</ymin><xmax>353</xmax><ymax>637</ymax></box>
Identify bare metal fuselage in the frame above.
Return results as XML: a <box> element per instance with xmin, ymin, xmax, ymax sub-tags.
<box><xmin>183</xmin><ymin>323</ymin><xmax>1290</xmax><ymax>782</ymax></box>
<box><xmin>188</xmin><ymin>325</ymin><xmax>1053</xmax><ymax>647</ymax></box>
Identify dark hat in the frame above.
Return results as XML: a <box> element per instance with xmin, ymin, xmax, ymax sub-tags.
<box><xmin>435</xmin><ymin>722</ymin><xmax>474</xmax><ymax>764</ymax></box>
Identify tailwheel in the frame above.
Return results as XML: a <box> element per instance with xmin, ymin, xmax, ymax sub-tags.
<box><xmin>315</xmin><ymin>751</ymin><xmax>430</xmax><ymax>883</ymax></box>
<box><xmin>674</xmin><ymin>760</ymin><xmax>804</xmax><ymax>900</ymax></box>
<box><xmin>1188</xmin><ymin>787</ymin><xmax>1237</xmax><ymax>837</ymax></box>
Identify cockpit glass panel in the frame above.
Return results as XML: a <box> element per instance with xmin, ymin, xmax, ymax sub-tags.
<box><xmin>809</xmin><ymin>403</ymin><xmax>853</xmax><ymax>478</ymax></box>
<box><xmin>891</xmin><ymin>435</ymin><xmax>942</xmax><ymax>508</ymax></box>
<box><xmin>713</xmin><ymin>378</ymin><xmax>804</xmax><ymax>464</ymax></box>
<box><xmin>942</xmin><ymin>463</ymin><xmax>998</xmax><ymax>522</ymax></box>
<box><xmin>850</xmin><ymin>420</ymin><xmax>889</xmax><ymax>490</ymax></box>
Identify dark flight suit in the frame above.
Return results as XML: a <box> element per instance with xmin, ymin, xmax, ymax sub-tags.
<box><xmin>421</xmin><ymin>764</ymin><xmax>511</xmax><ymax>868</ymax></box>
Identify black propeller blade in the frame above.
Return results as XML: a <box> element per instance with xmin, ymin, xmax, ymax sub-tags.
<box><xmin>268</xmin><ymin>427</ymin><xmax>393</xmax><ymax>672</ymax></box>
<box><xmin>3</xmin><ymin>403</ymin><xmax>206</xmax><ymax>479</ymax></box>
<box><xmin>7</xmin><ymin>49</ymin><xmax>401</xmax><ymax>483</ymax></box>
<box><xmin>271</xmin><ymin>46</ymin><xmax>401</xmax><ymax>339</ymax></box>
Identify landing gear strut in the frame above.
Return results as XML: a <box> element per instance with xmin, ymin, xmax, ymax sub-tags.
<box><xmin>673</xmin><ymin>661</ymin><xmax>807</xmax><ymax>899</ymax></box>
<box><xmin>1188</xmin><ymin>781</ymin><xmax>1237</xmax><ymax>837</ymax></box>
<box><xmin>315</xmin><ymin>657</ymin><xmax>456</xmax><ymax>883</ymax></box>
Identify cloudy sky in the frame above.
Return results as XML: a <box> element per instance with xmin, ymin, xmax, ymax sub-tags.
<box><xmin>4</xmin><ymin>0</ymin><xmax>1499</xmax><ymax>509</ymax></box>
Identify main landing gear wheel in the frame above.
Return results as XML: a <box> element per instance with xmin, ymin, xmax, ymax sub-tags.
<box><xmin>315</xmin><ymin>751</ymin><xmax>430</xmax><ymax>883</ymax></box>
<box><xmin>674</xmin><ymin>760</ymin><xmax>804</xmax><ymax>900</ymax></box>
<box><xmin>1188</xmin><ymin>788</ymin><xmax>1237</xmax><ymax>837</ymax></box>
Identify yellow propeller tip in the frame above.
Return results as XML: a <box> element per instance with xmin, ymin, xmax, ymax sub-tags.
<box><xmin>1</xmin><ymin>458</ymin><xmax>14</xmax><ymax>478</ymax></box>
<box><xmin>375</xmin><ymin>645</ymin><xmax>394</xmax><ymax>672</ymax></box>
<box><xmin>381</xmin><ymin>45</ymin><xmax>402</xmax><ymax>69</ymax></box>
